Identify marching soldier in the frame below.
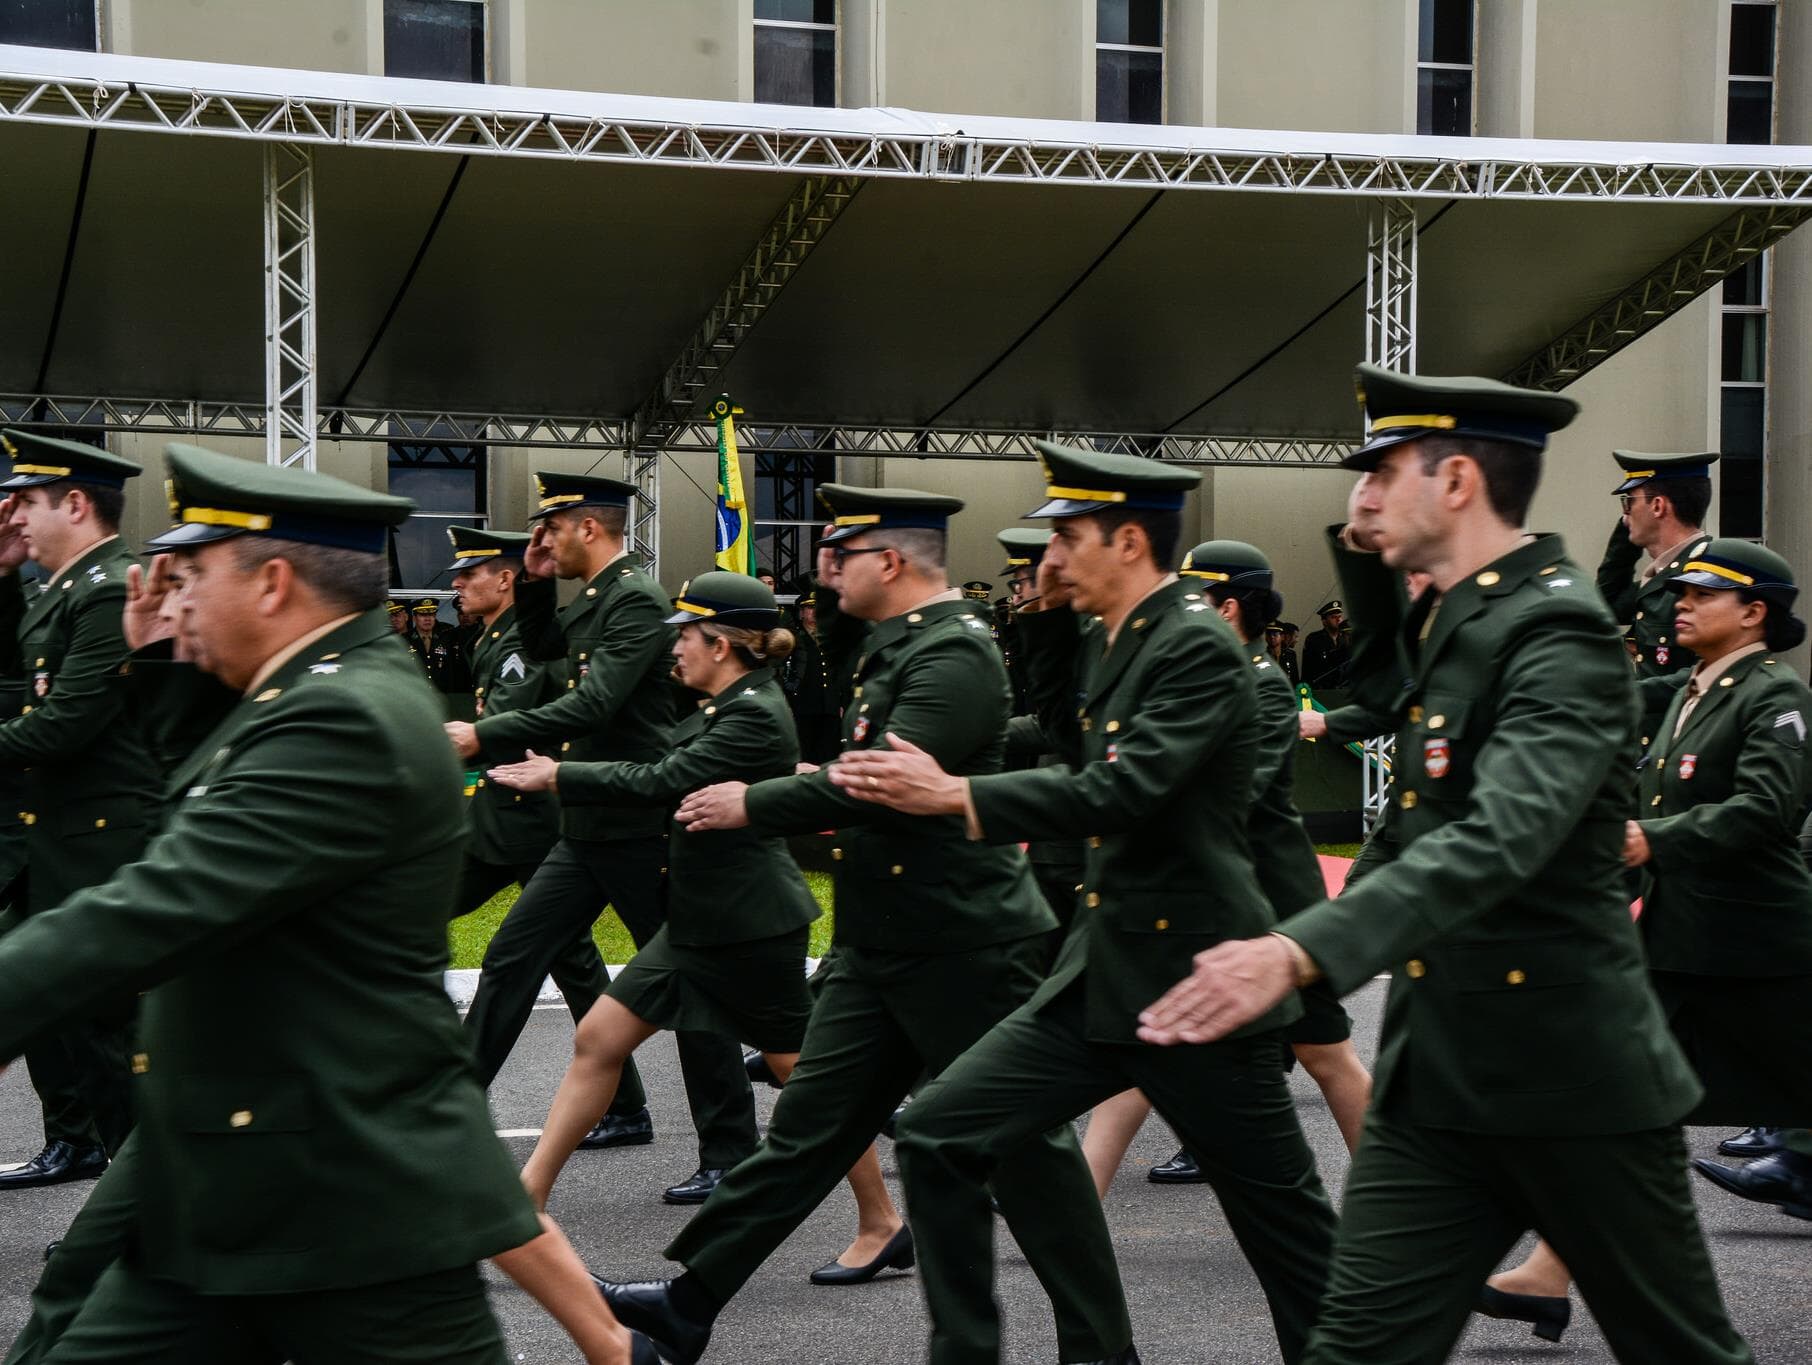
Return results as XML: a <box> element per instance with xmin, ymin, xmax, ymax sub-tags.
<box><xmin>1595</xmin><ymin>451</ymin><xmax>1717</xmax><ymax>744</ymax></box>
<box><xmin>595</xmin><ymin>486</ymin><xmax>1129</xmax><ymax>1365</ymax></box>
<box><xmin>445</xmin><ymin>473</ymin><xmax>756</xmax><ymax>1205</ymax></box>
<box><xmin>0</xmin><ymin>431</ymin><xmax>153</xmax><ymax>1192</ymax></box>
<box><xmin>410</xmin><ymin>597</ymin><xmax>473</xmax><ymax>717</ymax></box>
<box><xmin>829</xmin><ymin>452</ymin><xmax>1338</xmax><ymax>1365</ymax></box>
<box><xmin>1137</xmin><ymin>365</ymin><xmax>1750</xmax><ymax>1364</ymax></box>
<box><xmin>0</xmin><ymin>444</ymin><xmax>651</xmax><ymax>1365</ymax></box>
<box><xmin>445</xmin><ymin>524</ymin><xmax>654</xmax><ymax>1150</ymax></box>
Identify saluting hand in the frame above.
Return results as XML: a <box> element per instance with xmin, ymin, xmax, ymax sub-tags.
<box><xmin>123</xmin><ymin>556</ymin><xmax>180</xmax><ymax>653</ymax></box>
<box><xmin>828</xmin><ymin>733</ymin><xmax>966</xmax><ymax>816</ymax></box>
<box><xmin>1136</xmin><ymin>935</ymin><xmax>1299</xmax><ymax>1045</ymax></box>
<box><xmin>445</xmin><ymin>720</ymin><xmax>480</xmax><ymax>760</ymax></box>
<box><xmin>489</xmin><ymin>750</ymin><xmax>558</xmax><ymax>793</ymax></box>
<box><xmin>0</xmin><ymin>495</ymin><xmax>27</xmax><ymax>574</ymax></box>
<box><xmin>521</xmin><ymin>523</ymin><xmax>558</xmax><ymax>581</ymax></box>
<box><xmin>1028</xmin><ymin>551</ymin><xmax>1068</xmax><ymax>613</ymax></box>
<box><xmin>676</xmin><ymin>781</ymin><xmax>750</xmax><ymax>831</ymax></box>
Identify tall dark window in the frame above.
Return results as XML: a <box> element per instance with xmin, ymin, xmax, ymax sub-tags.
<box><xmin>1721</xmin><ymin>2</ymin><xmax>1776</xmax><ymax>537</ymax></box>
<box><xmin>384</xmin><ymin>0</ymin><xmax>487</xmax><ymax>83</ymax></box>
<box><xmin>754</xmin><ymin>0</ymin><xmax>837</xmax><ymax>108</ymax></box>
<box><xmin>1727</xmin><ymin>1</ymin><xmax>1776</xmax><ymax>143</ymax></box>
<box><xmin>388</xmin><ymin>439</ymin><xmax>487</xmax><ymax>594</ymax></box>
<box><xmin>1096</xmin><ymin>0</ymin><xmax>1163</xmax><ymax>125</ymax></box>
<box><xmin>1416</xmin><ymin>0</ymin><xmax>1474</xmax><ymax>135</ymax></box>
<box><xmin>0</xmin><ymin>0</ymin><xmax>98</xmax><ymax>51</ymax></box>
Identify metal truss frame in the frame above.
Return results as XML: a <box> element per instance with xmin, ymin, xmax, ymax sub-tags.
<box><xmin>659</xmin><ymin>422</ymin><xmax>1357</xmax><ymax>465</ymax></box>
<box><xmin>262</xmin><ymin>143</ymin><xmax>316</xmax><ymax>469</ymax></box>
<box><xmin>6</xmin><ymin>66</ymin><xmax>1812</xmax><ymax>204</ymax></box>
<box><xmin>1503</xmin><ymin>203</ymin><xmax>1812</xmax><ymax>390</ymax></box>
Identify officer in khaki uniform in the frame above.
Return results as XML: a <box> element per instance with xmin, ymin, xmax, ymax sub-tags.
<box><xmin>0</xmin><ymin>431</ymin><xmax>157</xmax><ymax>1191</ymax></box>
<box><xmin>1135</xmin><ymin>366</ymin><xmax>1750</xmax><ymax>1365</ymax></box>
<box><xmin>829</xmin><ymin>453</ymin><xmax>1337</xmax><ymax>1365</ymax></box>
<box><xmin>597</xmin><ymin>486</ymin><xmax>1129</xmax><ymax>1365</ymax></box>
<box><xmin>448</xmin><ymin>473</ymin><xmax>756</xmax><ymax>1200</ymax></box>
<box><xmin>0</xmin><ymin>444</ymin><xmax>656</xmax><ymax>1365</ymax></box>
<box><xmin>445</xmin><ymin>524</ymin><xmax>652</xmax><ymax>1143</ymax></box>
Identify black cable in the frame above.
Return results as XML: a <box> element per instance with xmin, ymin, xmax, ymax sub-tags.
<box><xmin>33</xmin><ymin>130</ymin><xmax>98</xmax><ymax>404</ymax></box>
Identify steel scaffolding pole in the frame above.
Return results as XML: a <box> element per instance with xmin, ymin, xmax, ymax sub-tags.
<box><xmin>1358</xmin><ymin>199</ymin><xmax>1416</xmax><ymax>831</ymax></box>
<box><xmin>263</xmin><ymin>142</ymin><xmax>317</xmax><ymax>469</ymax></box>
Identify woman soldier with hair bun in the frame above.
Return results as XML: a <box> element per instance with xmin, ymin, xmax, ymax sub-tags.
<box><xmin>489</xmin><ymin>571</ymin><xmax>908</xmax><ymax>1282</ymax></box>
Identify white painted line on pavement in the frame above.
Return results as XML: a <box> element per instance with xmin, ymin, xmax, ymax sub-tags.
<box><xmin>496</xmin><ymin>1128</ymin><xmax>544</xmax><ymax>1139</ymax></box>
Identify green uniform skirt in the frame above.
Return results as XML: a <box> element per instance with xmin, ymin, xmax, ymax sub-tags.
<box><xmin>608</xmin><ymin>924</ymin><xmax>813</xmax><ymax>1054</ymax></box>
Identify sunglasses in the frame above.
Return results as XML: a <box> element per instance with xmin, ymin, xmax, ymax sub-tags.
<box><xmin>827</xmin><ymin>545</ymin><xmax>892</xmax><ymax>564</ymax></box>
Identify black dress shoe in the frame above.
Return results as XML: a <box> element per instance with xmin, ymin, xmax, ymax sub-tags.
<box><xmin>628</xmin><ymin>1328</ymin><xmax>660</xmax><ymax>1365</ymax></box>
<box><xmin>1475</xmin><ymin>1285</ymin><xmax>1571</xmax><ymax>1342</ymax></box>
<box><xmin>578</xmin><ymin>1108</ymin><xmax>655</xmax><ymax>1150</ymax></box>
<box><xmin>1147</xmin><ymin>1149</ymin><xmax>1207</xmax><ymax>1184</ymax></box>
<box><xmin>743</xmin><ymin>1049</ymin><xmax>782</xmax><ymax>1089</ymax></box>
<box><xmin>881</xmin><ymin>1102</ymin><xmax>907</xmax><ymax>1139</ymax></box>
<box><xmin>662</xmin><ymin>1167</ymin><xmax>727</xmax><ymax>1205</ymax></box>
<box><xmin>1692</xmin><ymin>1151</ymin><xmax>1812</xmax><ymax>1219</ymax></box>
<box><xmin>1717</xmin><ymin>1126</ymin><xmax>1783</xmax><ymax>1158</ymax></box>
<box><xmin>43</xmin><ymin>1240</ymin><xmax>59</xmax><ymax>1262</ymax></box>
<box><xmin>808</xmin><ymin>1224</ymin><xmax>915</xmax><ymax>1285</ymax></box>
<box><xmin>0</xmin><ymin>1141</ymin><xmax>107</xmax><ymax>1191</ymax></box>
<box><xmin>594</xmin><ymin>1277</ymin><xmax>712</xmax><ymax>1365</ymax></box>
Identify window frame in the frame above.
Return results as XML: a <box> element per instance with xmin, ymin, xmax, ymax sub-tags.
<box><xmin>385</xmin><ymin>436</ymin><xmax>490</xmax><ymax>592</ymax></box>
<box><xmin>382</xmin><ymin>0</ymin><xmax>490</xmax><ymax>85</ymax></box>
<box><xmin>1414</xmin><ymin>0</ymin><xmax>1477</xmax><ymax>136</ymax></box>
<box><xmin>753</xmin><ymin>0</ymin><xmax>839</xmax><ymax>109</ymax></box>
<box><xmin>0</xmin><ymin>0</ymin><xmax>101</xmax><ymax>52</ymax></box>
<box><xmin>1094</xmin><ymin>0</ymin><xmax>1166</xmax><ymax>125</ymax></box>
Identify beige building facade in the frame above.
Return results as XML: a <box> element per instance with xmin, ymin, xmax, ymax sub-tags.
<box><xmin>8</xmin><ymin>0</ymin><xmax>1804</xmax><ymax>645</ymax></box>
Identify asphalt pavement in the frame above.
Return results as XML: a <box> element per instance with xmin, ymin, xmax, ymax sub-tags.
<box><xmin>2</xmin><ymin>978</ymin><xmax>1807</xmax><ymax>1363</ymax></box>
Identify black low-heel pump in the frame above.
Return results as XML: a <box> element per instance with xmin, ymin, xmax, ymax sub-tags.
<box><xmin>1476</xmin><ymin>1284</ymin><xmax>1571</xmax><ymax>1343</ymax></box>
<box><xmin>808</xmin><ymin>1225</ymin><xmax>915</xmax><ymax>1285</ymax></box>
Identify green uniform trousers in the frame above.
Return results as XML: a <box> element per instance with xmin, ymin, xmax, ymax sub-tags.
<box><xmin>5</xmin><ymin>1141</ymin><xmax>507</xmax><ymax>1365</ymax></box>
<box><xmin>453</xmin><ymin>853</ymin><xmax>646</xmax><ymax>1116</ymax></box>
<box><xmin>666</xmin><ymin>937</ymin><xmax>1128</xmax><ymax>1362</ymax></box>
<box><xmin>1303</xmin><ymin>1114</ymin><xmax>1752</xmax><ymax>1364</ymax></box>
<box><xmin>896</xmin><ymin>980</ymin><xmax>1336</xmax><ymax>1365</ymax></box>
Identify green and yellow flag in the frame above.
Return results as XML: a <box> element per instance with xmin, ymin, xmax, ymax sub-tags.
<box><xmin>712</xmin><ymin>395</ymin><xmax>755</xmax><ymax>576</ymax></box>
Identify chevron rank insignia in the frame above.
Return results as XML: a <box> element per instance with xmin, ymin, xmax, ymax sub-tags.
<box><xmin>500</xmin><ymin>652</ymin><xmax>527</xmax><ymax>682</ymax></box>
<box><xmin>1775</xmin><ymin>710</ymin><xmax>1806</xmax><ymax>746</ymax></box>
<box><xmin>308</xmin><ymin>663</ymin><xmax>341</xmax><ymax>675</ymax></box>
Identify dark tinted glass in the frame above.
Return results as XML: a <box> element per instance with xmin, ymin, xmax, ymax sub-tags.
<box><xmin>1720</xmin><ymin>388</ymin><xmax>1766</xmax><ymax>460</ymax></box>
<box><xmin>385</xmin><ymin>0</ymin><xmax>485</xmax><ymax>82</ymax></box>
<box><xmin>754</xmin><ymin>24</ymin><xmax>836</xmax><ymax>106</ymax></box>
<box><xmin>1097</xmin><ymin>48</ymin><xmax>1162</xmax><ymax>124</ymax></box>
<box><xmin>1723</xmin><ymin>257</ymin><xmax>1765</xmax><ymax>306</ymax></box>
<box><xmin>1722</xmin><ymin>313</ymin><xmax>1768</xmax><ymax>383</ymax></box>
<box><xmin>1098</xmin><ymin>0</ymin><xmax>1162</xmax><ymax>48</ymax></box>
<box><xmin>1418</xmin><ymin>0</ymin><xmax>1473</xmax><ymax>64</ymax></box>
<box><xmin>1727</xmin><ymin>80</ymin><xmax>1773</xmax><ymax>143</ymax></box>
<box><xmin>1729</xmin><ymin>3</ymin><xmax>1776</xmax><ymax>77</ymax></box>
<box><xmin>1717</xmin><ymin>453</ymin><xmax>1764</xmax><ymax>539</ymax></box>
<box><xmin>756</xmin><ymin>0</ymin><xmax>835</xmax><ymax>22</ymax></box>
<box><xmin>1417</xmin><ymin>67</ymin><xmax>1472</xmax><ymax>135</ymax></box>
<box><xmin>0</xmin><ymin>0</ymin><xmax>96</xmax><ymax>50</ymax></box>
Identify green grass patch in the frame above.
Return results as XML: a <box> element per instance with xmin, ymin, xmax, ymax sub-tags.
<box><xmin>448</xmin><ymin>869</ymin><xmax>836</xmax><ymax>969</ymax></box>
<box><xmin>1315</xmin><ymin>842</ymin><xmax>1363</xmax><ymax>860</ymax></box>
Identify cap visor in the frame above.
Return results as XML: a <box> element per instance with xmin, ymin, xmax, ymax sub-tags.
<box><xmin>1664</xmin><ymin>570</ymin><xmax>1734</xmax><ymax>593</ymax></box>
<box><xmin>144</xmin><ymin>521</ymin><xmax>247</xmax><ymax>551</ymax></box>
<box><xmin>820</xmin><ymin>523</ymin><xmax>868</xmax><ymax>544</ymax></box>
<box><xmin>1024</xmin><ymin>497</ymin><xmax>1106</xmax><ymax>519</ymax></box>
<box><xmin>0</xmin><ymin>473</ymin><xmax>61</xmax><ymax>490</ymax></box>
<box><xmin>1340</xmin><ymin>429</ymin><xmax>1422</xmax><ymax>472</ymax></box>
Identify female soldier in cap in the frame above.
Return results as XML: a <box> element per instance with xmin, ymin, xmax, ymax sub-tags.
<box><xmin>487</xmin><ymin>571</ymin><xmax>908</xmax><ymax>1281</ymax></box>
<box><xmin>1482</xmin><ymin>538</ymin><xmax>1812</xmax><ymax>1338</ymax></box>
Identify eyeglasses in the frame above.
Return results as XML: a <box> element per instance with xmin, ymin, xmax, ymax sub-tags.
<box><xmin>827</xmin><ymin>545</ymin><xmax>891</xmax><ymax>564</ymax></box>
<box><xmin>1619</xmin><ymin>493</ymin><xmax>1645</xmax><ymax>512</ymax></box>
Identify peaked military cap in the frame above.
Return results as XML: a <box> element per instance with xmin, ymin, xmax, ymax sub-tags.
<box><xmin>445</xmin><ymin>524</ymin><xmax>531</xmax><ymax>573</ymax></box>
<box><xmin>385</xmin><ymin>599</ymin><xmax>406</xmax><ymax>616</ymax></box>
<box><xmin>1611</xmin><ymin>450</ymin><xmax>1720</xmax><ymax>496</ymax></box>
<box><xmin>817</xmin><ymin>484</ymin><xmax>964</xmax><ymax>544</ymax></box>
<box><xmin>529</xmin><ymin>471</ymin><xmax>639</xmax><ymax>521</ymax></box>
<box><xmin>961</xmin><ymin>580</ymin><xmax>993</xmax><ymax>601</ymax></box>
<box><xmin>1317</xmin><ymin>600</ymin><xmax>1345</xmax><ymax>617</ymax></box>
<box><xmin>0</xmin><ymin>429</ymin><xmax>140</xmax><ymax>491</ymax></box>
<box><xmin>1667</xmin><ymin>537</ymin><xmax>1798</xmax><ymax>609</ymax></box>
<box><xmin>147</xmin><ymin>443</ymin><xmax>413</xmax><ymax>554</ymax></box>
<box><xmin>1179</xmin><ymin>540</ymin><xmax>1274</xmax><ymax>589</ymax></box>
<box><xmin>1347</xmin><ymin>363</ymin><xmax>1580</xmax><ymax>471</ymax></box>
<box><xmin>1265</xmin><ymin>620</ymin><xmax>1285</xmax><ymax>633</ymax></box>
<box><xmin>1028</xmin><ymin>440</ymin><xmax>1199</xmax><ymax>518</ymax></box>
<box><xmin>997</xmin><ymin>527</ymin><xmax>1051</xmax><ymax>574</ymax></box>
<box><xmin>412</xmin><ymin>599</ymin><xmax>439</xmax><ymax>615</ymax></box>
<box><xmin>667</xmin><ymin>570</ymin><xmax>781</xmax><ymax>629</ymax></box>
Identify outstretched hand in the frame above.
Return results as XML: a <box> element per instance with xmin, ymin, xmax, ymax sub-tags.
<box><xmin>1136</xmin><ymin>936</ymin><xmax>1300</xmax><ymax>1045</ymax></box>
<box><xmin>489</xmin><ymin>750</ymin><xmax>558</xmax><ymax>793</ymax></box>
<box><xmin>676</xmin><ymin>781</ymin><xmax>750</xmax><ymax>831</ymax></box>
<box><xmin>827</xmin><ymin>733</ymin><xmax>966</xmax><ymax>816</ymax></box>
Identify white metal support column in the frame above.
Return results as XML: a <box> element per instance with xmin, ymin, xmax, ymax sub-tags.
<box><xmin>263</xmin><ymin>143</ymin><xmax>317</xmax><ymax>469</ymax></box>
<box><xmin>1358</xmin><ymin>199</ymin><xmax>1417</xmax><ymax>831</ymax></box>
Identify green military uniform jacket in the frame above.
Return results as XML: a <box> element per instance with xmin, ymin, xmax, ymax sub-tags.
<box><xmin>0</xmin><ymin>539</ymin><xmax>159</xmax><ymax>911</ymax></box>
<box><xmin>558</xmin><ymin>667</ymin><xmax>819</xmax><ymax>946</ymax></box>
<box><xmin>473</xmin><ymin>555</ymin><xmax>677</xmax><ymax>844</ymax></box>
<box><xmin>1242</xmin><ymin>642</ymin><xmax>1327</xmax><ymax>919</ymax></box>
<box><xmin>0</xmin><ymin>611</ymin><xmax>539</xmax><ymax>1293</ymax></box>
<box><xmin>1596</xmin><ymin>524</ymin><xmax>1710</xmax><ymax>742</ymax></box>
<box><xmin>465</xmin><ymin>605</ymin><xmax>562</xmax><ymax>865</ymax></box>
<box><xmin>1280</xmin><ymin>533</ymin><xmax>1702</xmax><ymax>1136</ymax></box>
<box><xmin>743</xmin><ymin>598</ymin><xmax>1053</xmax><ymax>954</ymax></box>
<box><xmin>968</xmin><ymin>581</ymin><xmax>1299</xmax><ymax>1044</ymax></box>
<box><xmin>1638</xmin><ymin>648</ymin><xmax>1812</xmax><ymax>976</ymax></box>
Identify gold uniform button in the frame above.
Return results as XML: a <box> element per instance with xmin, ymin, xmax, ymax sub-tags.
<box><xmin>1658</xmin><ymin>635</ymin><xmax>1669</xmax><ymax>644</ymax></box>
<box><xmin>476</xmin><ymin>779</ymin><xmax>485</xmax><ymax>788</ymax></box>
<box><xmin>1540</xmin><ymin>566</ymin><xmax>1558</xmax><ymax>576</ymax></box>
<box><xmin>1719</xmin><ymin>676</ymin><xmax>1735</xmax><ymax>688</ymax></box>
<box><xmin>21</xmin><ymin>813</ymin><xmax>34</xmax><ymax>826</ymax></box>
<box><xmin>33</xmin><ymin>658</ymin><xmax>43</xmax><ymax>667</ymax></box>
<box><xmin>19</xmin><ymin>705</ymin><xmax>29</xmax><ymax>714</ymax></box>
<box><xmin>1641</xmin><ymin>736</ymin><xmax>1651</xmax><ymax>746</ymax></box>
<box><xmin>1428</xmin><ymin>714</ymin><xmax>1445</xmax><ymax>730</ymax></box>
<box><xmin>1132</xmin><ymin>617</ymin><xmax>1147</xmax><ymax>629</ymax></box>
<box><xmin>1400</xmin><ymin>790</ymin><xmax>1418</xmax><ymax>810</ymax></box>
<box><xmin>561</xmin><ymin>742</ymin><xmax>571</xmax><ymax>752</ymax></box>
<box><xmin>579</xmin><ymin>652</ymin><xmax>589</xmax><ymax>662</ymax></box>
<box><xmin>1652</xmin><ymin>794</ymin><xmax>1663</xmax><ymax>806</ymax></box>
<box><xmin>891</xmin><ymin>864</ymin><xmax>903</xmax><ymax>876</ymax></box>
<box><xmin>1088</xmin><ymin>836</ymin><xmax>1102</xmax><ymax>849</ymax></box>
<box><xmin>831</xmin><ymin>847</ymin><xmax>843</xmax><ymax>861</ymax></box>
<box><xmin>94</xmin><ymin>818</ymin><xmax>106</xmax><ymax>829</ymax></box>
<box><xmin>1635</xmin><ymin>654</ymin><xmax>1644</xmax><ymax>664</ymax></box>
<box><xmin>567</xmin><ymin>679</ymin><xmax>576</xmax><ymax>689</ymax></box>
<box><xmin>1154</xmin><ymin>918</ymin><xmax>1169</xmax><ymax>931</ymax></box>
<box><xmin>907</xmin><ymin>613</ymin><xmax>923</xmax><ymax>623</ymax></box>
<box><xmin>490</xmin><ymin>630</ymin><xmax>501</xmax><ymax>639</ymax></box>
<box><xmin>130</xmin><ymin>1053</ymin><xmax>149</xmax><ymax>1075</ymax></box>
<box><xmin>1506</xmin><ymin>969</ymin><xmax>1527</xmax><ymax>985</ymax></box>
<box><xmin>853</xmin><ymin>687</ymin><xmax>863</xmax><ymax>698</ymax></box>
<box><xmin>1635</xmin><ymin>611</ymin><xmax>1644</xmax><ymax>620</ymax></box>
<box><xmin>586</xmin><ymin>587</ymin><xmax>597</xmax><ymax>596</ymax></box>
<box><xmin>1476</xmin><ymin>571</ymin><xmax>1500</xmax><ymax>587</ymax></box>
<box><xmin>229</xmin><ymin>1110</ymin><xmax>253</xmax><ymax>1129</ymax></box>
<box><xmin>1405</xmin><ymin>959</ymin><xmax>1426</xmax><ymax>979</ymax></box>
<box><xmin>705</xmin><ymin>706</ymin><xmax>717</xmax><ymax>716</ymax></box>
<box><xmin>1086</xmin><ymin>892</ymin><xmax>1101</xmax><ymax>909</ymax></box>
<box><xmin>1105</xmin><ymin>720</ymin><xmax>1120</xmax><ymax>733</ymax></box>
